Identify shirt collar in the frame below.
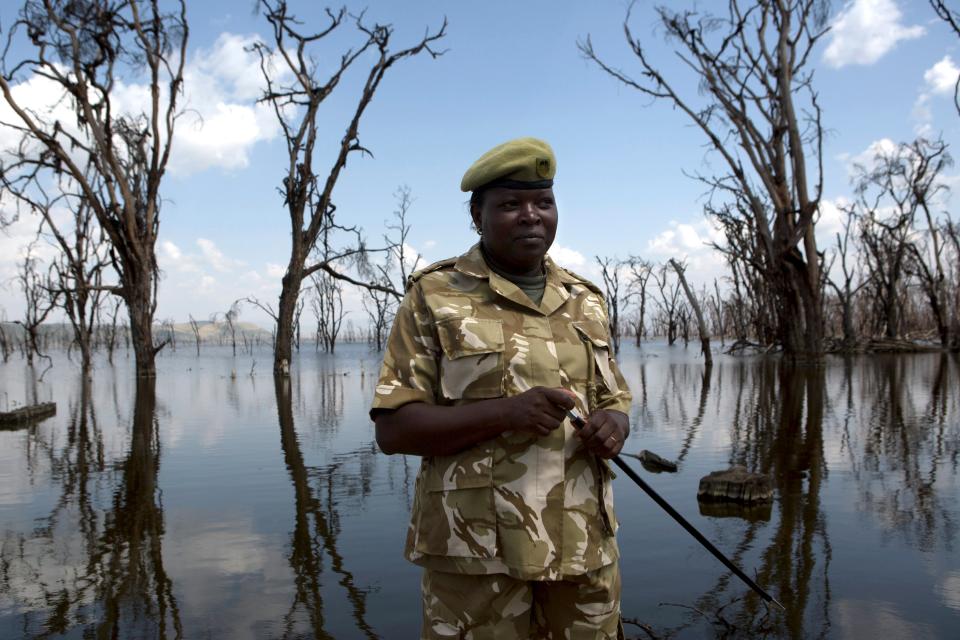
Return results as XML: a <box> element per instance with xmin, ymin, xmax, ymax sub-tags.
<box><xmin>454</xmin><ymin>243</ymin><xmax>570</xmax><ymax>315</ymax></box>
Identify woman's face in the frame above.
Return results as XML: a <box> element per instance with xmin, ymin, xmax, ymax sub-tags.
<box><xmin>471</xmin><ymin>187</ymin><xmax>558</xmax><ymax>275</ymax></box>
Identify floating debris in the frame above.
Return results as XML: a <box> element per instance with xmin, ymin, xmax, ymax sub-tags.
<box><xmin>622</xmin><ymin>449</ymin><xmax>678</xmax><ymax>473</ymax></box>
<box><xmin>0</xmin><ymin>402</ymin><xmax>57</xmax><ymax>429</ymax></box>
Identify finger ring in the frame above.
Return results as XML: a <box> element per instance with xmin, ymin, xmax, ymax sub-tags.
<box><xmin>607</xmin><ymin>434</ymin><xmax>618</xmax><ymax>444</ymax></box>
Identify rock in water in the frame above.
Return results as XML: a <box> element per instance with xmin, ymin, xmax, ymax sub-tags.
<box><xmin>697</xmin><ymin>465</ymin><xmax>773</xmax><ymax>504</ymax></box>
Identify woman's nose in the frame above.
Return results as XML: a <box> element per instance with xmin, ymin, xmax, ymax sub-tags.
<box><xmin>519</xmin><ymin>201</ymin><xmax>540</xmax><ymax>222</ymax></box>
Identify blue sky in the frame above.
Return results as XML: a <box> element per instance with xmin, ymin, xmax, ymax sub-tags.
<box><xmin>1</xmin><ymin>0</ymin><xmax>958</xmax><ymax>329</ymax></box>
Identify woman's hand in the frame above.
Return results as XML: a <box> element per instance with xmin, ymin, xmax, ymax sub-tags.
<box><xmin>575</xmin><ymin>409</ymin><xmax>629</xmax><ymax>459</ymax></box>
<box><xmin>502</xmin><ymin>386</ymin><xmax>575</xmax><ymax>437</ymax></box>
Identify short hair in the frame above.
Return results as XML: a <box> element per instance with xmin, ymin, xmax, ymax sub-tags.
<box><xmin>467</xmin><ymin>188</ymin><xmax>487</xmax><ymax>232</ymax></box>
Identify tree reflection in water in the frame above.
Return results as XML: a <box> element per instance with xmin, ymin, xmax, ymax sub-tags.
<box><xmin>274</xmin><ymin>373</ymin><xmax>378</xmax><ymax>639</ymax></box>
<box><xmin>1</xmin><ymin>349</ymin><xmax>957</xmax><ymax>638</ymax></box>
<box><xmin>855</xmin><ymin>354</ymin><xmax>959</xmax><ymax>552</ymax></box>
<box><xmin>629</xmin><ymin>353</ymin><xmax>959</xmax><ymax>638</ymax></box>
<box><xmin>0</xmin><ymin>377</ymin><xmax>181</xmax><ymax>638</ymax></box>
<box><xmin>653</xmin><ymin>363</ymin><xmax>832</xmax><ymax>638</ymax></box>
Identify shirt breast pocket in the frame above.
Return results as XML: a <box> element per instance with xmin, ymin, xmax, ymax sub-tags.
<box><xmin>572</xmin><ymin>319</ymin><xmax>620</xmax><ymax>394</ymax></box>
<box><xmin>436</xmin><ymin>317</ymin><xmax>505</xmax><ymax>400</ymax></box>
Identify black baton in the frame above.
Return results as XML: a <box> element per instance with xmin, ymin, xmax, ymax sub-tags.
<box><xmin>568</xmin><ymin>409</ymin><xmax>786</xmax><ymax>612</ymax></box>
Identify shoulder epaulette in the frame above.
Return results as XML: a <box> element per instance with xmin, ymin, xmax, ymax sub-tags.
<box><xmin>557</xmin><ymin>265</ymin><xmax>605</xmax><ymax>298</ymax></box>
<box><xmin>406</xmin><ymin>257</ymin><xmax>458</xmax><ymax>289</ymax></box>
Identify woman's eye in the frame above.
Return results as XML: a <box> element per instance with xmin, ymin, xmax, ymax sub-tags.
<box><xmin>538</xmin><ymin>199</ymin><xmax>554</xmax><ymax>208</ymax></box>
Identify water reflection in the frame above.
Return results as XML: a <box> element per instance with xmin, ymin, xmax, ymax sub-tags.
<box><xmin>625</xmin><ymin>352</ymin><xmax>960</xmax><ymax>638</ymax></box>
<box><xmin>274</xmin><ymin>373</ymin><xmax>377</xmax><ymax>639</ymax></box>
<box><xmin>1</xmin><ymin>347</ymin><xmax>958</xmax><ymax>638</ymax></box>
<box><xmin>673</xmin><ymin>364</ymin><xmax>832</xmax><ymax>638</ymax></box>
<box><xmin>855</xmin><ymin>354</ymin><xmax>959</xmax><ymax>553</ymax></box>
<box><xmin>1</xmin><ymin>377</ymin><xmax>181</xmax><ymax>637</ymax></box>
<box><xmin>97</xmin><ymin>379</ymin><xmax>182</xmax><ymax>637</ymax></box>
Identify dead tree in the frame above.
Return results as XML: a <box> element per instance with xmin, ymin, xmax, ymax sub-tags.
<box><xmin>854</xmin><ymin>139</ymin><xmax>949</xmax><ymax>341</ymax></box>
<box><xmin>310</xmin><ymin>271</ymin><xmax>345</xmax><ymax>353</ymax></box>
<box><xmin>99</xmin><ymin>296</ymin><xmax>122</xmax><ymax>364</ymax></box>
<box><xmin>223</xmin><ymin>301</ymin><xmax>241</xmax><ymax>356</ymax></box>
<box><xmin>50</xmin><ymin>211</ymin><xmax>111</xmax><ymax>372</ymax></box>
<box><xmin>251</xmin><ymin>1</ymin><xmax>445</xmax><ymax>374</ymax></box>
<box><xmin>944</xmin><ymin>221</ymin><xmax>960</xmax><ymax>348</ymax></box>
<box><xmin>15</xmin><ymin>244</ymin><xmax>59</xmax><ymax>366</ymax></box>
<box><xmin>187</xmin><ymin>314</ymin><xmax>202</xmax><ymax>356</ymax></box>
<box><xmin>669</xmin><ymin>258</ymin><xmax>712</xmax><ymax>365</ymax></box>
<box><xmin>825</xmin><ymin>206</ymin><xmax>870</xmax><ymax>348</ymax></box>
<box><xmin>363</xmin><ymin>186</ymin><xmax>421</xmax><ymax>351</ymax></box>
<box><xmin>0</xmin><ymin>317</ymin><xmax>12</xmax><ymax>363</ymax></box>
<box><xmin>625</xmin><ymin>256</ymin><xmax>653</xmax><ymax>346</ymax></box>
<box><xmin>0</xmin><ymin>0</ymin><xmax>188</xmax><ymax>377</ymax></box>
<box><xmin>2</xmin><ymin>161</ymin><xmax>113</xmax><ymax>373</ymax></box>
<box><xmin>899</xmin><ymin>139</ymin><xmax>953</xmax><ymax>347</ymax></box>
<box><xmin>582</xmin><ymin>1</ymin><xmax>829</xmax><ymax>359</ymax></box>
<box><xmin>653</xmin><ymin>264</ymin><xmax>683</xmax><ymax>345</ymax></box>
<box><xmin>710</xmin><ymin>279</ymin><xmax>727</xmax><ymax>345</ymax></box>
<box><xmin>161</xmin><ymin>318</ymin><xmax>176</xmax><ymax>352</ymax></box>
<box><xmin>595</xmin><ymin>256</ymin><xmax>626</xmax><ymax>353</ymax></box>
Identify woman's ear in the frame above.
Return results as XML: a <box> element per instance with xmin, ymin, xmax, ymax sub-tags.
<box><xmin>470</xmin><ymin>204</ymin><xmax>482</xmax><ymax>233</ymax></box>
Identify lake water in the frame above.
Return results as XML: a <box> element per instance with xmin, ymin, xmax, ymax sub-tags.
<box><xmin>1</xmin><ymin>342</ymin><xmax>958</xmax><ymax>639</ymax></box>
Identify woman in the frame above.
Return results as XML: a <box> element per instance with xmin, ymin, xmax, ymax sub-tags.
<box><xmin>371</xmin><ymin>137</ymin><xmax>632</xmax><ymax>639</ymax></box>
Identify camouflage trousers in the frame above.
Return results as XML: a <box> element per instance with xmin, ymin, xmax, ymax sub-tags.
<box><xmin>420</xmin><ymin>563</ymin><xmax>624</xmax><ymax>639</ymax></box>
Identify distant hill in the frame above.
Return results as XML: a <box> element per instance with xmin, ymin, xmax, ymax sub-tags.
<box><xmin>0</xmin><ymin>320</ymin><xmax>272</xmax><ymax>342</ymax></box>
<box><xmin>168</xmin><ymin>320</ymin><xmax>271</xmax><ymax>342</ymax></box>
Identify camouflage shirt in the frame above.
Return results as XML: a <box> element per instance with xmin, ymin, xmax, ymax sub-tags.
<box><xmin>371</xmin><ymin>243</ymin><xmax>632</xmax><ymax>580</ymax></box>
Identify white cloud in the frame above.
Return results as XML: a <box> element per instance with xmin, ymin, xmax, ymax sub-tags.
<box><xmin>160</xmin><ymin>238</ymin><xmax>244</xmax><ymax>276</ymax></box>
<box><xmin>197</xmin><ymin>237</ymin><xmax>244</xmax><ymax>272</ymax></box>
<box><xmin>645</xmin><ymin>219</ymin><xmax>728</xmax><ymax>288</ymax></box>
<box><xmin>914</xmin><ymin>56</ymin><xmax>959</xmax><ymax>135</ymax></box>
<box><xmin>161</xmin><ymin>240</ymin><xmax>184</xmax><ymax>262</ymax></box>
<box><xmin>845</xmin><ymin>138</ymin><xmax>897</xmax><ymax>176</ymax></box>
<box><xmin>0</xmin><ymin>32</ymin><xmax>285</xmax><ymax>178</ymax></box>
<box><xmin>647</xmin><ymin>220</ymin><xmax>724</xmax><ymax>258</ymax></box>
<box><xmin>816</xmin><ymin>197</ymin><xmax>852</xmax><ymax>243</ymax></box>
<box><xmin>169</xmin><ymin>33</ymin><xmax>288</xmax><ymax>175</ymax></box>
<box><xmin>823</xmin><ymin>0</ymin><xmax>925</xmax><ymax>68</ymax></box>
<box><xmin>924</xmin><ymin>56</ymin><xmax>960</xmax><ymax>95</ymax></box>
<box><xmin>266</xmin><ymin>263</ymin><xmax>286</xmax><ymax>278</ymax></box>
<box><xmin>548</xmin><ymin>244</ymin><xmax>587</xmax><ymax>270</ymax></box>
<box><xmin>154</xmin><ymin>246</ymin><xmax>283</xmax><ymax>327</ymax></box>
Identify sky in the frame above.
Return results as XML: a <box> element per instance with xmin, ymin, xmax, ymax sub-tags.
<box><xmin>0</xmin><ymin>0</ymin><xmax>958</xmax><ymax>330</ymax></box>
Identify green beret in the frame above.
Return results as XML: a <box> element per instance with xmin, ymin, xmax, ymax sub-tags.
<box><xmin>460</xmin><ymin>137</ymin><xmax>556</xmax><ymax>192</ymax></box>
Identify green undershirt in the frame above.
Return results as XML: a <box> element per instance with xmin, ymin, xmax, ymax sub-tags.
<box><xmin>481</xmin><ymin>245</ymin><xmax>547</xmax><ymax>306</ymax></box>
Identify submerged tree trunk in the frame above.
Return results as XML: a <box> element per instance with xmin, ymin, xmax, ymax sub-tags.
<box><xmin>124</xmin><ymin>260</ymin><xmax>161</xmax><ymax>378</ymax></box>
<box><xmin>670</xmin><ymin>259</ymin><xmax>712</xmax><ymax>366</ymax></box>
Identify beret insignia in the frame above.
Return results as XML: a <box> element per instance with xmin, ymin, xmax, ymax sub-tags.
<box><xmin>536</xmin><ymin>157</ymin><xmax>551</xmax><ymax>178</ymax></box>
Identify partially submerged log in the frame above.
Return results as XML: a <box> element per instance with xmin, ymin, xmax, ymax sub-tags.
<box><xmin>0</xmin><ymin>402</ymin><xmax>56</xmax><ymax>429</ymax></box>
<box><xmin>866</xmin><ymin>338</ymin><xmax>942</xmax><ymax>353</ymax></box>
<box><xmin>622</xmin><ymin>449</ymin><xmax>678</xmax><ymax>473</ymax></box>
<box><xmin>697</xmin><ymin>465</ymin><xmax>773</xmax><ymax>504</ymax></box>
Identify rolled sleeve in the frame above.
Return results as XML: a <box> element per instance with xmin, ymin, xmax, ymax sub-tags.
<box><xmin>370</xmin><ymin>283</ymin><xmax>440</xmax><ymax>419</ymax></box>
<box><xmin>595</xmin><ymin>353</ymin><xmax>632</xmax><ymax>415</ymax></box>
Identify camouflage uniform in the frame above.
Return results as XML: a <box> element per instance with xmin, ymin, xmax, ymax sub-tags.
<box><xmin>372</xmin><ymin>243</ymin><xmax>632</xmax><ymax>638</ymax></box>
